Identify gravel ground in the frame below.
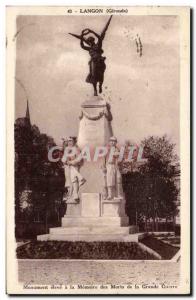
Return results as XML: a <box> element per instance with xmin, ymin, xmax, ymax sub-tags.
<box><xmin>18</xmin><ymin>260</ymin><xmax>180</xmax><ymax>286</ymax></box>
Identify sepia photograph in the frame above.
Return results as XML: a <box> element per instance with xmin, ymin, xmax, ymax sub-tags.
<box><xmin>6</xmin><ymin>6</ymin><xmax>190</xmax><ymax>294</ymax></box>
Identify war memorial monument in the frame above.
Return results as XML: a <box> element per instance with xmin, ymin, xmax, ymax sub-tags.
<box><xmin>37</xmin><ymin>15</ymin><xmax>140</xmax><ymax>242</ymax></box>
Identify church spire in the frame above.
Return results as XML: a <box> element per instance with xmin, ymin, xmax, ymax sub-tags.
<box><xmin>25</xmin><ymin>99</ymin><xmax>31</xmax><ymax>125</ymax></box>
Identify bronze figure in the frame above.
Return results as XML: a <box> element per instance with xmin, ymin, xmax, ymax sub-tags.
<box><xmin>69</xmin><ymin>15</ymin><xmax>112</xmax><ymax>96</ymax></box>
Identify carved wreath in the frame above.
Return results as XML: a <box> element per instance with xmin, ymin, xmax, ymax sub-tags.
<box><xmin>79</xmin><ymin>107</ymin><xmax>112</xmax><ymax>121</ymax></box>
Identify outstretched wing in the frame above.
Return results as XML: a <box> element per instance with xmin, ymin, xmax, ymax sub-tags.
<box><xmin>68</xmin><ymin>33</ymin><xmax>82</xmax><ymax>40</ymax></box>
<box><xmin>69</xmin><ymin>32</ymin><xmax>90</xmax><ymax>44</ymax></box>
<box><xmin>100</xmin><ymin>15</ymin><xmax>113</xmax><ymax>40</ymax></box>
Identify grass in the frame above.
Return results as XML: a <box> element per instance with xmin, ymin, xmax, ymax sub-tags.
<box><xmin>17</xmin><ymin>241</ymin><xmax>157</xmax><ymax>260</ymax></box>
<box><xmin>150</xmin><ymin>233</ymin><xmax>180</xmax><ymax>246</ymax></box>
<box><xmin>141</xmin><ymin>236</ymin><xmax>180</xmax><ymax>259</ymax></box>
<box><xmin>162</xmin><ymin>237</ymin><xmax>180</xmax><ymax>244</ymax></box>
<box><xmin>152</xmin><ymin>233</ymin><xmax>174</xmax><ymax>238</ymax></box>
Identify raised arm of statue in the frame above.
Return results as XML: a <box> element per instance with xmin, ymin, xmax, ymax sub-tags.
<box><xmin>87</xmin><ymin>29</ymin><xmax>101</xmax><ymax>39</ymax></box>
<box><xmin>87</xmin><ymin>29</ymin><xmax>102</xmax><ymax>48</ymax></box>
<box><xmin>80</xmin><ymin>38</ymin><xmax>90</xmax><ymax>51</ymax></box>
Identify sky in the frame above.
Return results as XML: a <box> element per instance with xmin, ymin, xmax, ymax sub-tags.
<box><xmin>15</xmin><ymin>15</ymin><xmax>180</xmax><ymax>153</ymax></box>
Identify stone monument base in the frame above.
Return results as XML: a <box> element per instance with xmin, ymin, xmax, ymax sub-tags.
<box><xmin>37</xmin><ymin>193</ymin><xmax>140</xmax><ymax>242</ymax></box>
<box><xmin>36</xmin><ymin>95</ymin><xmax>144</xmax><ymax>242</ymax></box>
<box><xmin>37</xmin><ymin>228</ymin><xmax>140</xmax><ymax>242</ymax></box>
<box><xmin>37</xmin><ymin>193</ymin><xmax>139</xmax><ymax>242</ymax></box>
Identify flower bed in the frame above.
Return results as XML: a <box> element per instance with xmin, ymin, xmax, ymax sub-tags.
<box><xmin>17</xmin><ymin>241</ymin><xmax>157</xmax><ymax>260</ymax></box>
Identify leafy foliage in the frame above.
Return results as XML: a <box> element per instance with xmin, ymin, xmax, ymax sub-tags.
<box><xmin>15</xmin><ymin>120</ymin><xmax>65</xmax><ymax>231</ymax></box>
<box><xmin>122</xmin><ymin>135</ymin><xmax>180</xmax><ymax>230</ymax></box>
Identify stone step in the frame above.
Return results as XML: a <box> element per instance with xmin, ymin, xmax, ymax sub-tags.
<box><xmin>38</xmin><ymin>234</ymin><xmax>130</xmax><ymax>242</ymax></box>
<box><xmin>37</xmin><ymin>232</ymin><xmax>142</xmax><ymax>242</ymax></box>
<box><xmin>37</xmin><ymin>234</ymin><xmax>50</xmax><ymax>241</ymax></box>
<box><xmin>49</xmin><ymin>226</ymin><xmax>130</xmax><ymax>235</ymax></box>
<box><xmin>61</xmin><ymin>216</ymin><xmax>129</xmax><ymax>227</ymax></box>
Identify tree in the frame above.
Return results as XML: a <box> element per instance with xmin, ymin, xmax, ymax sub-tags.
<box><xmin>15</xmin><ymin>120</ymin><xmax>65</xmax><ymax>237</ymax></box>
<box><xmin>122</xmin><ymin>135</ymin><xmax>180</xmax><ymax>231</ymax></box>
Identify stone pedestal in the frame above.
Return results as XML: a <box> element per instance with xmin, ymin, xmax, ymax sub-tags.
<box><xmin>65</xmin><ymin>202</ymin><xmax>80</xmax><ymax>216</ymax></box>
<box><xmin>37</xmin><ymin>192</ymin><xmax>139</xmax><ymax>242</ymax></box>
<box><xmin>37</xmin><ymin>95</ymin><xmax>140</xmax><ymax>242</ymax></box>
<box><xmin>79</xmin><ymin>160</ymin><xmax>105</xmax><ymax>194</ymax></box>
<box><xmin>102</xmin><ymin>199</ymin><xmax>122</xmax><ymax>217</ymax></box>
<box><xmin>77</xmin><ymin>96</ymin><xmax>113</xmax><ymax>148</ymax></box>
<box><xmin>77</xmin><ymin>96</ymin><xmax>112</xmax><ymax>194</ymax></box>
<box><xmin>81</xmin><ymin>193</ymin><xmax>101</xmax><ymax>217</ymax></box>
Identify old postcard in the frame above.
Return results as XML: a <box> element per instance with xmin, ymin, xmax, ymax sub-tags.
<box><xmin>6</xmin><ymin>6</ymin><xmax>190</xmax><ymax>294</ymax></box>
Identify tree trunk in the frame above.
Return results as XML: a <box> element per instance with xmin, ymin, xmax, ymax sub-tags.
<box><xmin>173</xmin><ymin>215</ymin><xmax>176</xmax><ymax>232</ymax></box>
<box><xmin>152</xmin><ymin>217</ymin><xmax>155</xmax><ymax>232</ymax></box>
<box><xmin>135</xmin><ymin>210</ymin><xmax>138</xmax><ymax>226</ymax></box>
<box><xmin>144</xmin><ymin>216</ymin><xmax>147</xmax><ymax>232</ymax></box>
<box><xmin>45</xmin><ymin>211</ymin><xmax>48</xmax><ymax>233</ymax></box>
<box><xmin>155</xmin><ymin>214</ymin><xmax>159</xmax><ymax>232</ymax></box>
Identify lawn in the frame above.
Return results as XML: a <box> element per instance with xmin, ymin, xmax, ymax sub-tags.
<box><xmin>141</xmin><ymin>235</ymin><xmax>180</xmax><ymax>259</ymax></box>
